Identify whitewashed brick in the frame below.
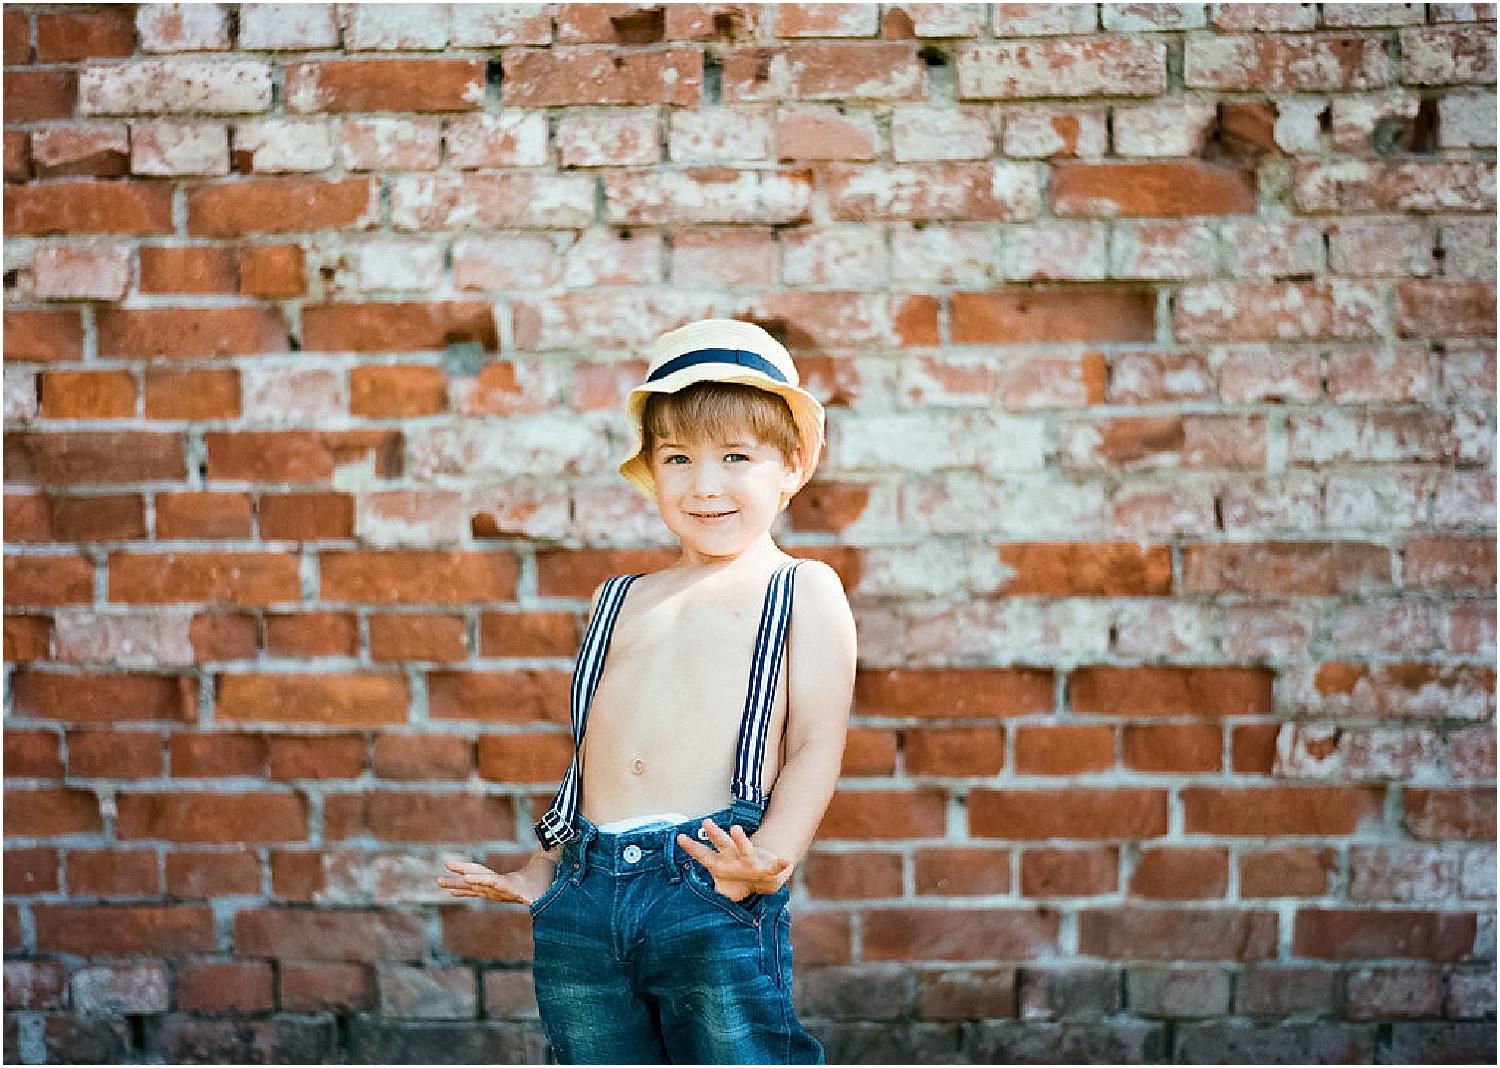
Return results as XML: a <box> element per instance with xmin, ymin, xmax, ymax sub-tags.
<box><xmin>340</xmin><ymin>117</ymin><xmax>443</xmax><ymax>171</ymax></box>
<box><xmin>890</xmin><ymin>224</ymin><xmax>996</xmax><ymax>286</ymax></box>
<box><xmin>991</xmin><ymin>3</ymin><xmax>1099</xmax><ymax>35</ymax></box>
<box><xmin>891</xmin><ymin>106</ymin><xmax>995</xmax><ymax>161</ymax></box>
<box><xmin>32</xmin><ymin>243</ymin><xmax>132</xmax><ymax>301</ymax></box>
<box><xmin>1113</xmin><ymin>602</ymin><xmax>1219</xmax><ymax>659</ymax></box>
<box><xmin>556</xmin><ymin>110</ymin><xmax>660</xmax><ymax>168</ymax></box>
<box><xmin>72</xmin><ymin>964</ymin><xmax>169</xmax><ymax>1015</ymax></box>
<box><xmin>1112</xmin><ymin>103</ymin><xmax>1217</xmax><ymax>157</ymax></box>
<box><xmin>1220</xmin><ymin>221</ymin><xmax>1326</xmax><ymax>278</ymax></box>
<box><xmin>80</xmin><ymin>60</ymin><xmax>274</xmax><ymax>116</ymax></box>
<box><xmin>410</xmin><ymin>415</ymin><xmax>614</xmax><ymax>480</ymax></box>
<box><xmin>342</xmin><ymin>3</ymin><xmax>451</xmax><ymax>50</ymax></box>
<box><xmin>29</xmin><ymin>124</ymin><xmax>130</xmax><ymax>175</ymax></box>
<box><xmin>232</xmin><ymin>121</ymin><xmax>337</xmax><ymax>173</ymax></box>
<box><xmin>445</xmin><ymin>113</ymin><xmax>550</xmax><ymax>168</ymax></box>
<box><xmin>137</xmin><ymin>4</ymin><xmax>232</xmax><ymax>51</ymax></box>
<box><xmin>1002</xmin><ymin>223</ymin><xmax>1108</xmax><ymax>281</ymax></box>
<box><xmin>130</xmin><ymin>122</ymin><xmax>231</xmax><ymax>176</ymax></box>
<box><xmin>237</xmin><ymin>3</ymin><xmax>341</xmax><ymax>50</ymax></box>
<box><xmin>563</xmin><ymin>231</ymin><xmax>664</xmax><ymax>288</ymax></box>
<box><xmin>1323</xmin><ymin>3</ymin><xmax>1425</xmax><ymax>26</ymax></box>
<box><xmin>4</xmin><ymin>370</ymin><xmax>38</xmax><ymax>424</ymax></box>
<box><xmin>239</xmin><ymin>366</ymin><xmax>345</xmax><ymax>424</ymax></box>
<box><xmin>53</xmin><ymin>608</ymin><xmax>196</xmax><ymax>667</ymax></box>
<box><xmin>828</xmin><ymin>411</ymin><xmax>1048</xmax><ymax>475</ymax></box>
<box><xmin>907</xmin><ymin>3</ymin><xmax>987</xmax><ymax>37</ymax></box>
<box><xmin>668</xmin><ymin>108</ymin><xmax>773</xmax><ymax>164</ymax></box>
<box><xmin>1111</xmin><ymin>220</ymin><xmax>1217</xmax><ymax>280</ymax></box>
<box><xmin>450</xmin><ymin>4</ymin><xmax>554</xmax><ymax>46</ymax></box>
<box><xmin>1439</xmin><ymin>89</ymin><xmax>1498</xmax><ymax>149</ymax></box>
<box><xmin>1102</xmin><ymin>3</ymin><xmax>1207</xmax><ymax>31</ymax></box>
<box><xmin>346</xmin><ymin>239</ymin><xmax>445</xmax><ymax>291</ymax></box>
<box><xmin>452</xmin><ymin>234</ymin><xmax>562</xmax><ymax>291</ymax></box>
<box><xmin>780</xmin><ymin>229</ymin><xmax>888</xmax><ymax>288</ymax></box>
<box><xmin>1440</xmin><ymin>217</ymin><xmax>1497</xmax><ymax>280</ymax></box>
<box><xmin>1001</xmin><ymin>105</ymin><xmax>1109</xmax><ymax>158</ymax></box>
<box><xmin>1274</xmin><ymin>98</ymin><xmax>1331</xmax><ymax>154</ymax></box>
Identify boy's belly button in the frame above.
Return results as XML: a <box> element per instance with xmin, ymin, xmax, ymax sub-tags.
<box><xmin>630</xmin><ymin>758</ymin><xmax>645</xmax><ymax>775</ymax></box>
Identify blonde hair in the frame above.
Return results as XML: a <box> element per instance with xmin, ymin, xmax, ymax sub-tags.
<box><xmin>642</xmin><ymin>382</ymin><xmax>801</xmax><ymax>462</ymax></box>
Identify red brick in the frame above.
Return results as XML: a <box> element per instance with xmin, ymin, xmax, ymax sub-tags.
<box><xmin>4</xmin><ymin>310</ymin><xmax>84</xmax><ymax>363</ymax></box>
<box><xmin>259</xmin><ymin>493</ymin><xmax>355</xmax><ymax>541</ymax></box>
<box><xmin>3</xmin><ymin>787</ymin><xmax>102</xmax><ymax>837</ymax></box>
<box><xmin>34</xmin><ymin>904</ymin><xmax>217</xmax><ymax>956</ymax></box>
<box><xmin>4</xmin><ymin>69</ymin><xmax>76</xmax><ymax>122</ymax></box>
<box><xmin>108</xmin><ymin>552</ymin><xmax>299</xmax><ymax>606</ymax></box>
<box><xmin>349</xmin><ymin>365</ymin><xmax>449</xmax><ymax>417</ymax></box>
<box><xmin>1122</xmin><ymin>723</ymin><xmax>1222</xmax><ymax>773</ymax></box>
<box><xmin>821</xmin><ymin>787</ymin><xmax>948</xmax><ymax>840</ymax></box>
<box><xmin>842</xmin><ymin>728</ymin><xmax>898</xmax><ymax>776</ymax></box>
<box><xmin>372</xmin><ymin>734</ymin><xmax>473</xmax><ymax>780</ymax></box>
<box><xmin>913</xmin><ymin>847</ymin><xmax>1012</xmax><ymax>897</ymax></box>
<box><xmin>268</xmin><ymin>735</ymin><xmax>367</xmax><ymax>781</ymax></box>
<box><xmin>97</xmin><ymin>307</ymin><xmax>288</xmax><ymax>359</ymax></box>
<box><xmin>264</xmin><ymin>613</ymin><xmax>359</xmax><ymax>658</ymax></box>
<box><xmin>476</xmin><ymin>733</ymin><xmax>575</xmax><ymax>783</ymax></box>
<box><xmin>1395</xmin><ymin>281</ymin><xmax>1496</xmax><ymax>339</ymax></box>
<box><xmin>1013</xmin><ymin>725</ymin><xmax>1115</xmax><ymax>776</ymax></box>
<box><xmin>1080</xmin><ymin>908</ymin><xmax>1278</xmax><ymax>961</ymax></box>
<box><xmin>321</xmin><ymin>551</ymin><xmax>518</xmax><ymax>605</ymax></box>
<box><xmin>235</xmin><ymin>908</ymin><xmax>425</xmax><ymax>961</ymax></box>
<box><xmin>3</xmin><ymin>8</ymin><xmax>30</xmax><ymax>64</ymax></box>
<box><xmin>904</xmin><ymin>726</ymin><xmax>1005</xmax><ymax>777</ymax></box>
<box><xmin>176</xmin><ymin>962</ymin><xmax>274</xmax><ymax>1014</ymax></box>
<box><xmin>503</xmin><ymin>48</ymin><xmax>701</xmax><ymax>106</ymax></box>
<box><xmin>776</xmin><ymin>105</ymin><xmax>878</xmax><ymax>161</ymax></box>
<box><xmin>5</xmin><ymin>847</ymin><xmax>59</xmax><ymax>895</ymax></box>
<box><xmin>803</xmin><ymin>850</ymin><xmax>905</xmax><ymax>900</ymax></box>
<box><xmin>2</xmin><ymin>554</ymin><xmax>94</xmax><ymax>606</ymax></box>
<box><xmin>1404</xmin><ymin>537</ymin><xmax>1497</xmax><ymax>590</ymax></box>
<box><xmin>39</xmin><ymin>494</ymin><xmax>147</xmax><ymax>547</ymax></box>
<box><xmin>138</xmin><ymin>247</ymin><xmax>240</xmax><ymax>295</ymax></box>
<box><xmin>1346</xmin><ymin>966</ymin><xmax>1445</xmax><ymax>1020</ymax></box>
<box><xmin>1020</xmin><ymin>847</ymin><xmax>1119</xmax><ymax>897</ymax></box>
<box><xmin>143</xmin><ymin>369</ymin><xmax>242</xmax><ymax>422</ymax></box>
<box><xmin>969</xmin><ymin>788</ymin><xmax>1168</xmax><ymax>840</ymax></box>
<box><xmin>279</xmin><ymin>962</ymin><xmax>377</xmax><ymax>1013</ymax></box>
<box><xmin>29</xmin><ymin>125</ymin><xmax>130</xmax><ymax>179</ymax></box>
<box><xmin>1071</xmin><ymin>666</ymin><xmax>1275</xmax><ymax>717</ymax></box>
<box><xmin>286</xmin><ymin>59</ymin><xmax>485</xmax><ymax>113</ymax></box>
<box><xmin>204</xmin><ymin>430</ymin><xmax>403</xmax><ymax>481</ymax></box>
<box><xmin>4</xmin><ymin>181</ymin><xmax>173</xmax><ymax>235</ymax></box>
<box><xmin>35</xmin><ymin>371</ymin><xmax>133</xmax><ymax>420</ymax></box>
<box><xmin>427</xmin><ymin>670</ymin><xmax>571</xmax><ymax>725</ymax></box>
<box><xmin>67</xmin><ymin>730</ymin><xmax>165</xmax><ymax>778</ymax></box>
<box><xmin>118</xmin><ymin>791</ymin><xmax>307</xmax><ymax>843</ymax></box>
<box><xmin>169</xmin><ymin>732</ymin><xmax>265</xmax><ymax>778</ymax></box>
<box><xmin>855</xmin><ymin>667</ymin><xmax>1054</xmax><ymax>718</ymax></box>
<box><xmin>154</xmin><ymin>492</ymin><xmax>252</xmax><ymax>539</ymax></box>
<box><xmin>187</xmin><ymin>178</ymin><xmax>377</xmax><ymax>235</ymax></box>
<box><xmin>301</xmin><ymin>302</ymin><xmax>497</xmax><ymax>354</ymax></box>
<box><xmin>952</xmin><ymin>288</ymin><xmax>1155</xmax><ymax>343</ymax></box>
<box><xmin>165</xmin><ymin>850</ymin><xmax>262</xmax><ymax>898</ymax></box>
<box><xmin>1129</xmin><ymin>847</ymin><xmax>1229</xmax><ymax>900</ymax></box>
<box><xmin>862</xmin><ymin>907</ymin><xmax>1059</xmax><ymax>961</ymax></box>
<box><xmin>440</xmin><ymin>906</ymin><xmax>536</xmax><ymax>962</ymax></box>
<box><xmin>5</xmin><ymin>129</ymin><xmax>31</xmax><ymax>181</ymax></box>
<box><xmin>1183</xmin><ymin>785</ymin><xmax>1385</xmax><ymax>836</ymax></box>
<box><xmin>216</xmin><ymin>674</ymin><xmax>410</xmax><ymax>727</ymax></box>
<box><xmin>1183</xmin><ymin>541</ymin><xmax>1391</xmax><ymax>595</ymax></box>
<box><xmin>1292</xmin><ymin>909</ymin><xmax>1477</xmax><ymax>962</ymax></box>
<box><xmin>4</xmin><ymin>615</ymin><xmax>53</xmax><ymax>662</ymax></box>
<box><xmin>1403</xmin><ymin>788</ymin><xmax>1496</xmax><ymax>842</ymax></box>
<box><xmin>1053</xmin><ymin>162</ymin><xmax>1257</xmax><ymax>217</ymax></box>
<box><xmin>10</xmin><ymin>672</ymin><xmax>196</xmax><ymax>724</ymax></box>
<box><xmin>189</xmin><ymin>612</ymin><xmax>259</xmax><ymax>662</ymax></box>
<box><xmin>3</xmin><ymin>730</ymin><xmax>62</xmax><ymax>778</ymax></box>
<box><xmin>34</xmin><ymin>8</ymin><xmax>134</xmax><ymax>60</ymax></box>
<box><xmin>324</xmin><ymin>791</ymin><xmax>514</xmax><ymax>843</ymax></box>
<box><xmin>238</xmin><ymin>244</ymin><xmax>307</xmax><ymax>297</ymax></box>
<box><xmin>478</xmin><ymin>610</ymin><xmax>580</xmax><ymax>659</ymax></box>
<box><xmin>997</xmin><ymin>542</ymin><xmax>1171</xmax><ymax>596</ymax></box>
<box><xmin>66</xmin><ymin>849</ymin><xmax>161</xmax><ymax>897</ymax></box>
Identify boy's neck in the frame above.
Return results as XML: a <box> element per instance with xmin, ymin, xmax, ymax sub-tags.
<box><xmin>671</xmin><ymin>533</ymin><xmax>786</xmax><ymax>573</ymax></box>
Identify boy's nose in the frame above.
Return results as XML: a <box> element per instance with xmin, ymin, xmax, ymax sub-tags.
<box><xmin>691</xmin><ymin>465</ymin><xmax>724</xmax><ymax>495</ymax></box>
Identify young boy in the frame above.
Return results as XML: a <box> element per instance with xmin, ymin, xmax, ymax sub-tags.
<box><xmin>439</xmin><ymin>319</ymin><xmax>858</xmax><ymax>1064</ymax></box>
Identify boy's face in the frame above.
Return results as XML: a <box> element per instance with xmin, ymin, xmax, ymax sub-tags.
<box><xmin>649</xmin><ymin>431</ymin><xmax>803</xmax><ymax>562</ymax></box>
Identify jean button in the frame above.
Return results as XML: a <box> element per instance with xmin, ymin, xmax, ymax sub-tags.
<box><xmin>622</xmin><ymin>844</ymin><xmax>642</xmax><ymax>864</ymax></box>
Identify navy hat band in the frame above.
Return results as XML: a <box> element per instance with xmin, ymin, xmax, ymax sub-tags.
<box><xmin>646</xmin><ymin>347</ymin><xmax>789</xmax><ymax>385</ymax></box>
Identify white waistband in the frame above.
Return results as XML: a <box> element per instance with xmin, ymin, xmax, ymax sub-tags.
<box><xmin>596</xmin><ymin>812</ymin><xmax>692</xmax><ymax>834</ymax></box>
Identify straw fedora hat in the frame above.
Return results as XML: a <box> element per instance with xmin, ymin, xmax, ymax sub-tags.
<box><xmin>618</xmin><ymin>319</ymin><xmax>825</xmax><ymax>501</ymax></box>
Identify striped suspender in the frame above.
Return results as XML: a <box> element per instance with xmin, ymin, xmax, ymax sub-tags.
<box><xmin>534</xmin><ymin>573</ymin><xmax>640</xmax><ymax>851</ymax></box>
<box><xmin>731</xmin><ymin>560</ymin><xmax>803</xmax><ymax>814</ymax></box>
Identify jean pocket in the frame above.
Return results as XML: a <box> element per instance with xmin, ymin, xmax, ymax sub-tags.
<box><xmin>681</xmin><ymin>860</ymin><xmax>779</xmax><ymax>927</ymax></box>
<box><xmin>527</xmin><ymin>868</ymin><xmax>572</xmax><ymax>919</ymax></box>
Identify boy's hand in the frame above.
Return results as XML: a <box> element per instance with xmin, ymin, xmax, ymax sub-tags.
<box><xmin>677</xmin><ymin>819</ymin><xmax>791</xmax><ymax>902</ymax></box>
<box><xmin>438</xmin><ymin>853</ymin><xmax>554</xmax><ymax>905</ymax></box>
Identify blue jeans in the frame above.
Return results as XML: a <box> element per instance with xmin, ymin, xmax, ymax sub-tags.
<box><xmin>530</xmin><ymin>810</ymin><xmax>824</xmax><ymax>1065</ymax></box>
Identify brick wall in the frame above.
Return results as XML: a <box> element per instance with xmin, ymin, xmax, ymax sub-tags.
<box><xmin>3</xmin><ymin>3</ymin><xmax>1496</xmax><ymax>1064</ymax></box>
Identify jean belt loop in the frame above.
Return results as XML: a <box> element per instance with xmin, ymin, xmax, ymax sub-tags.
<box><xmin>728</xmin><ymin>798</ymin><xmax>765</xmax><ymax>834</ymax></box>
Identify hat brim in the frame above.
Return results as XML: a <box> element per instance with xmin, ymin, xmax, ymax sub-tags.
<box><xmin>618</xmin><ymin>369</ymin><xmax>825</xmax><ymax>502</ymax></box>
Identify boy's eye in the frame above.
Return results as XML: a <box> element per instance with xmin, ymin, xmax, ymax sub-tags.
<box><xmin>725</xmin><ymin>453</ymin><xmax>751</xmax><ymax>463</ymax></box>
<box><xmin>662</xmin><ymin>454</ymin><xmax>689</xmax><ymax>465</ymax></box>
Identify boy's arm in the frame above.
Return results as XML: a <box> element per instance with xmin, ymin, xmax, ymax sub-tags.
<box><xmin>679</xmin><ymin>560</ymin><xmax>856</xmax><ymax>895</ymax></box>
